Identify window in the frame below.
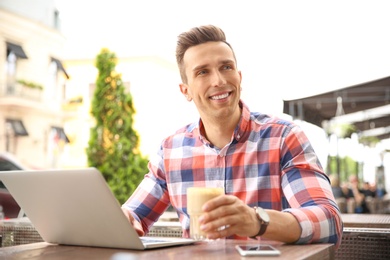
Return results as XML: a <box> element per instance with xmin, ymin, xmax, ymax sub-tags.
<box><xmin>48</xmin><ymin>126</ymin><xmax>69</xmax><ymax>168</ymax></box>
<box><xmin>47</xmin><ymin>59</ymin><xmax>58</xmax><ymax>100</ymax></box>
<box><xmin>5</xmin><ymin>42</ymin><xmax>28</xmax><ymax>94</ymax></box>
<box><xmin>47</xmin><ymin>57</ymin><xmax>69</xmax><ymax>101</ymax></box>
<box><xmin>4</xmin><ymin>119</ymin><xmax>28</xmax><ymax>153</ymax></box>
<box><xmin>51</xmin><ymin>57</ymin><xmax>69</xmax><ymax>79</ymax></box>
<box><xmin>6</xmin><ymin>42</ymin><xmax>28</xmax><ymax>59</ymax></box>
<box><xmin>51</xmin><ymin>126</ymin><xmax>70</xmax><ymax>143</ymax></box>
<box><xmin>6</xmin><ymin>52</ymin><xmax>16</xmax><ymax>94</ymax></box>
<box><xmin>53</xmin><ymin>9</ymin><xmax>60</xmax><ymax>30</ymax></box>
<box><xmin>5</xmin><ymin>119</ymin><xmax>28</xmax><ymax>136</ymax></box>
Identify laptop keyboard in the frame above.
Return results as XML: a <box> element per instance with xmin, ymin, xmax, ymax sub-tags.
<box><xmin>141</xmin><ymin>237</ymin><xmax>169</xmax><ymax>243</ymax></box>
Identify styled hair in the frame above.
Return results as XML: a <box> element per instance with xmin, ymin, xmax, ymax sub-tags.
<box><xmin>175</xmin><ymin>25</ymin><xmax>236</xmax><ymax>83</ymax></box>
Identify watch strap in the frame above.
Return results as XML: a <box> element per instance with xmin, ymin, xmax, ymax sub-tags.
<box><xmin>250</xmin><ymin>206</ymin><xmax>269</xmax><ymax>238</ymax></box>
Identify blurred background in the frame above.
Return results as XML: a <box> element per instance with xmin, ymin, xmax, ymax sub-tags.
<box><xmin>1</xmin><ymin>0</ymin><xmax>389</xmax><ymax>192</ymax></box>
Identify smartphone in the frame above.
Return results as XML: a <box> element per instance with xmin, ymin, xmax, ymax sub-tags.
<box><xmin>235</xmin><ymin>244</ymin><xmax>281</xmax><ymax>256</ymax></box>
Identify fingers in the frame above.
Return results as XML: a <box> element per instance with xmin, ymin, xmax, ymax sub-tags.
<box><xmin>204</xmin><ymin>225</ymin><xmax>232</xmax><ymax>240</ymax></box>
<box><xmin>199</xmin><ymin>196</ymin><xmax>257</xmax><ymax>238</ymax></box>
<box><xmin>121</xmin><ymin>207</ymin><xmax>134</xmax><ymax>221</ymax></box>
<box><xmin>201</xmin><ymin>195</ymin><xmax>241</xmax><ymax>224</ymax></box>
<box><xmin>133</xmin><ymin>220</ymin><xmax>146</xmax><ymax>236</ymax></box>
<box><xmin>200</xmin><ymin>211</ymin><xmax>243</xmax><ymax>236</ymax></box>
<box><xmin>199</xmin><ymin>206</ymin><xmax>238</xmax><ymax>238</ymax></box>
<box><xmin>202</xmin><ymin>194</ymin><xmax>235</xmax><ymax>212</ymax></box>
<box><xmin>121</xmin><ymin>207</ymin><xmax>145</xmax><ymax>236</ymax></box>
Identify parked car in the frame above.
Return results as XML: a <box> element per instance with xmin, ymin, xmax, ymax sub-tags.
<box><xmin>0</xmin><ymin>152</ymin><xmax>26</xmax><ymax>218</ymax></box>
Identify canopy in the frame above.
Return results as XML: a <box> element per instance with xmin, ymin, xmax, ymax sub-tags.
<box><xmin>283</xmin><ymin>75</ymin><xmax>390</xmax><ymax>140</ymax></box>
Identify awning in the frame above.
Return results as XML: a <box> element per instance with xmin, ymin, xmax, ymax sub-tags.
<box><xmin>6</xmin><ymin>42</ymin><xmax>28</xmax><ymax>59</ymax></box>
<box><xmin>51</xmin><ymin>126</ymin><xmax>70</xmax><ymax>143</ymax></box>
<box><xmin>6</xmin><ymin>119</ymin><xmax>28</xmax><ymax>136</ymax></box>
<box><xmin>283</xmin><ymin>75</ymin><xmax>390</xmax><ymax>140</ymax></box>
<box><xmin>51</xmin><ymin>57</ymin><xmax>70</xmax><ymax>79</ymax></box>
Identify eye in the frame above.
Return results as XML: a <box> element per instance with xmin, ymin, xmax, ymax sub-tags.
<box><xmin>197</xmin><ymin>70</ymin><xmax>207</xmax><ymax>76</ymax></box>
<box><xmin>222</xmin><ymin>64</ymin><xmax>233</xmax><ymax>70</ymax></box>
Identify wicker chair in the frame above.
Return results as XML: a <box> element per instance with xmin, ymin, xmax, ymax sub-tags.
<box><xmin>335</xmin><ymin>227</ymin><xmax>390</xmax><ymax>260</ymax></box>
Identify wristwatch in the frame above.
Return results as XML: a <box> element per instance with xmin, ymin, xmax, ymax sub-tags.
<box><xmin>250</xmin><ymin>206</ymin><xmax>270</xmax><ymax>238</ymax></box>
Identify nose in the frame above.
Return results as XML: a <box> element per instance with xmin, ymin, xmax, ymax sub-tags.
<box><xmin>210</xmin><ymin>70</ymin><xmax>226</xmax><ymax>87</ymax></box>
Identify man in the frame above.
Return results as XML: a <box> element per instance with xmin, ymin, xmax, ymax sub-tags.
<box><xmin>344</xmin><ymin>175</ymin><xmax>370</xmax><ymax>213</ymax></box>
<box><xmin>122</xmin><ymin>25</ymin><xmax>343</xmax><ymax>247</ymax></box>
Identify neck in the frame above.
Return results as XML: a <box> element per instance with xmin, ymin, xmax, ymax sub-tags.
<box><xmin>201</xmin><ymin>106</ymin><xmax>242</xmax><ymax>149</ymax></box>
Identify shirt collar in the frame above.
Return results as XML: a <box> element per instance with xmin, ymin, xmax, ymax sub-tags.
<box><xmin>190</xmin><ymin>100</ymin><xmax>251</xmax><ymax>144</ymax></box>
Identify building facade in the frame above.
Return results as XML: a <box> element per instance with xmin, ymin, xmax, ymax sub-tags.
<box><xmin>0</xmin><ymin>0</ymin><xmax>199</xmax><ymax>170</ymax></box>
<box><xmin>0</xmin><ymin>0</ymin><xmax>71</xmax><ymax>169</ymax></box>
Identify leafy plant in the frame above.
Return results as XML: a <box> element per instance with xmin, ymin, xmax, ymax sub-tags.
<box><xmin>17</xmin><ymin>79</ymin><xmax>44</xmax><ymax>90</ymax></box>
<box><xmin>358</xmin><ymin>136</ymin><xmax>380</xmax><ymax>147</ymax></box>
<box><xmin>325</xmin><ymin>123</ymin><xmax>356</xmax><ymax>138</ymax></box>
<box><xmin>327</xmin><ymin>155</ymin><xmax>360</xmax><ymax>183</ymax></box>
<box><xmin>86</xmin><ymin>48</ymin><xmax>148</xmax><ymax>204</ymax></box>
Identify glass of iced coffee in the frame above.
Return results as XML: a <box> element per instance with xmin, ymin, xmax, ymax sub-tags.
<box><xmin>187</xmin><ymin>187</ymin><xmax>224</xmax><ymax>240</ymax></box>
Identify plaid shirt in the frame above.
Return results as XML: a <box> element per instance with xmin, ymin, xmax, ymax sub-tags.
<box><xmin>123</xmin><ymin>100</ymin><xmax>343</xmax><ymax>247</ymax></box>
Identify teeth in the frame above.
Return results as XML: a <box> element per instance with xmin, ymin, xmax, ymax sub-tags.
<box><xmin>210</xmin><ymin>93</ymin><xmax>229</xmax><ymax>100</ymax></box>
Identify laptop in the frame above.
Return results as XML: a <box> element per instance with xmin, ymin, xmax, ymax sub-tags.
<box><xmin>0</xmin><ymin>168</ymin><xmax>195</xmax><ymax>250</ymax></box>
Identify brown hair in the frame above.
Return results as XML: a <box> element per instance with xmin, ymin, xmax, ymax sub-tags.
<box><xmin>175</xmin><ymin>25</ymin><xmax>236</xmax><ymax>83</ymax></box>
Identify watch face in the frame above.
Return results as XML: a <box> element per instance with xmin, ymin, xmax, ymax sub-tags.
<box><xmin>258</xmin><ymin>207</ymin><xmax>270</xmax><ymax>222</ymax></box>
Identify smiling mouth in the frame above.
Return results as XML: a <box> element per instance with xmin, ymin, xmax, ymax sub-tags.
<box><xmin>210</xmin><ymin>92</ymin><xmax>230</xmax><ymax>100</ymax></box>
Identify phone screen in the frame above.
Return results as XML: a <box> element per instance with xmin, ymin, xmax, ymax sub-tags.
<box><xmin>235</xmin><ymin>244</ymin><xmax>281</xmax><ymax>256</ymax></box>
<box><xmin>239</xmin><ymin>245</ymin><xmax>275</xmax><ymax>251</ymax></box>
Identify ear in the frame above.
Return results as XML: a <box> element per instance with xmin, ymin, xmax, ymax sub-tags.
<box><xmin>179</xmin><ymin>83</ymin><xmax>192</xmax><ymax>101</ymax></box>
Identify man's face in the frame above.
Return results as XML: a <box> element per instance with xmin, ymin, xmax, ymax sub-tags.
<box><xmin>179</xmin><ymin>41</ymin><xmax>242</xmax><ymax>121</ymax></box>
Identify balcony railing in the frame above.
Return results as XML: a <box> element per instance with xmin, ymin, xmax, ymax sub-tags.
<box><xmin>2</xmin><ymin>83</ymin><xmax>43</xmax><ymax>101</ymax></box>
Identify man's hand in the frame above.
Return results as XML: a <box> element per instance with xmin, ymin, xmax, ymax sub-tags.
<box><xmin>121</xmin><ymin>207</ymin><xmax>145</xmax><ymax>236</ymax></box>
<box><xmin>197</xmin><ymin>195</ymin><xmax>301</xmax><ymax>243</ymax></box>
<box><xmin>198</xmin><ymin>195</ymin><xmax>259</xmax><ymax>239</ymax></box>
